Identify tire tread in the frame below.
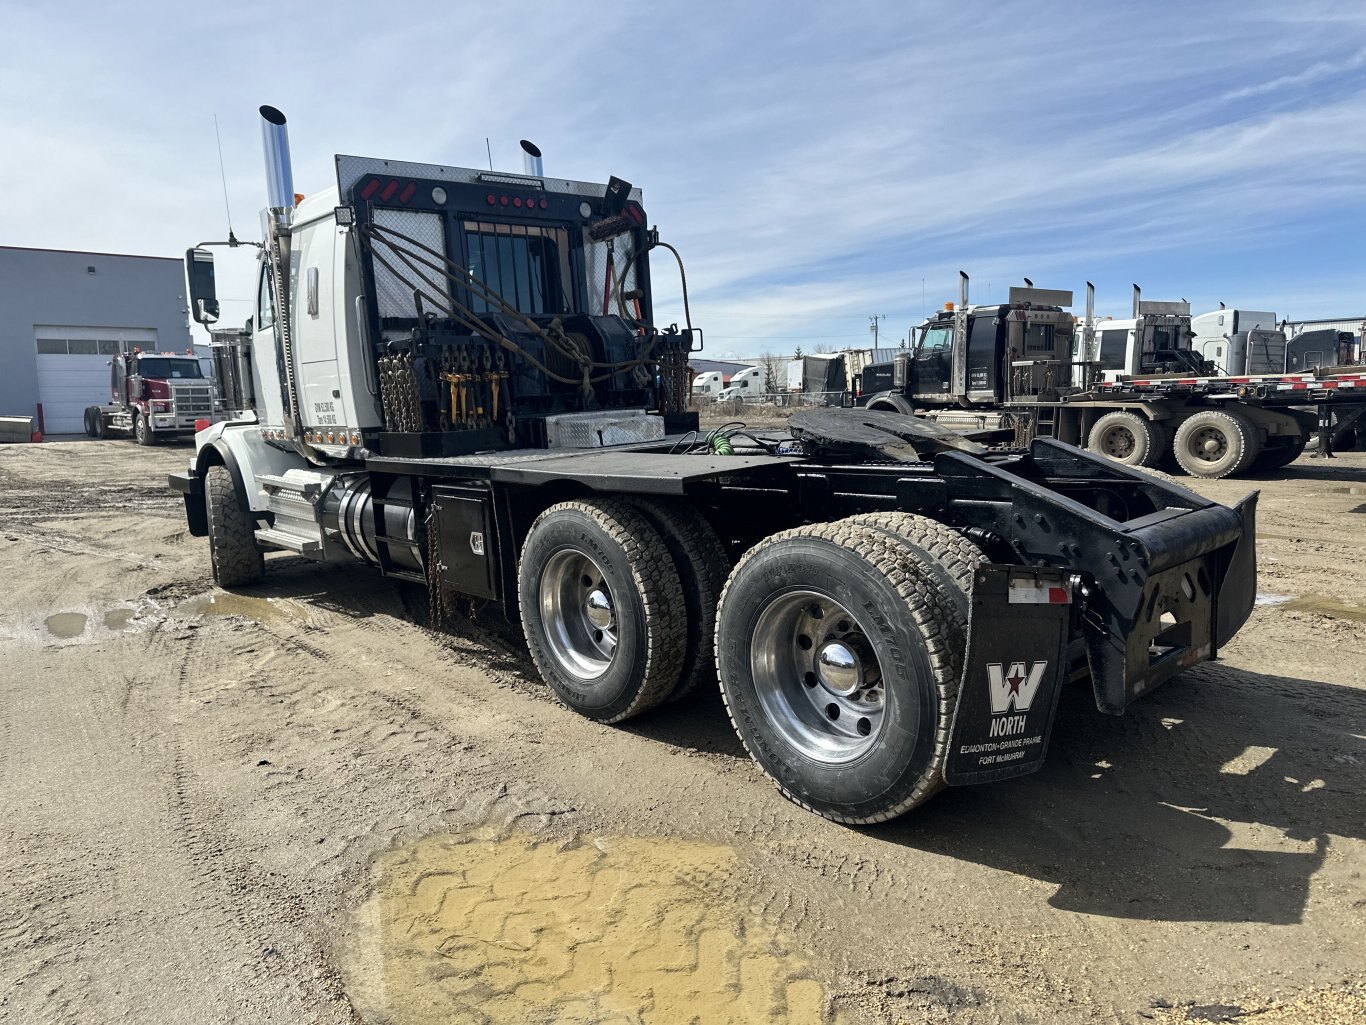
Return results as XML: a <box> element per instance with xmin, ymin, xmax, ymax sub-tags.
<box><xmin>205</xmin><ymin>465</ymin><xmax>263</xmax><ymax>587</ymax></box>
<box><xmin>716</xmin><ymin>521</ymin><xmax>966</xmax><ymax>824</ymax></box>
<box><xmin>519</xmin><ymin>499</ymin><xmax>687</xmax><ymax>723</ymax></box>
<box><xmin>627</xmin><ymin>499</ymin><xmax>728</xmax><ymax>702</ymax></box>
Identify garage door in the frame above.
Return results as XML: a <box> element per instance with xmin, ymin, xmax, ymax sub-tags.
<box><xmin>34</xmin><ymin>326</ymin><xmax>157</xmax><ymax>434</ymax></box>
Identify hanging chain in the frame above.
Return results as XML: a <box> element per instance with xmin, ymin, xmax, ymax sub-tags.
<box><xmin>377</xmin><ymin>351</ymin><xmax>425</xmax><ymax>433</ymax></box>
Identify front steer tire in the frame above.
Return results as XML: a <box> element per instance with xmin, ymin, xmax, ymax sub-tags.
<box><xmin>518</xmin><ymin>499</ymin><xmax>687</xmax><ymax>724</ymax></box>
<box><xmin>716</xmin><ymin>521</ymin><xmax>967</xmax><ymax>824</ymax></box>
<box><xmin>134</xmin><ymin>412</ymin><xmax>155</xmax><ymax>447</ymax></box>
<box><xmin>205</xmin><ymin>465</ymin><xmax>264</xmax><ymax>588</ymax></box>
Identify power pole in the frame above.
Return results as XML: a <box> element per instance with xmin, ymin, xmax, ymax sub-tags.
<box><xmin>868</xmin><ymin>314</ymin><xmax>885</xmax><ymax>346</ymax></box>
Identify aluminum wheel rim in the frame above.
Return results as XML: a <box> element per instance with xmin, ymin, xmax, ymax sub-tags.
<box><xmin>1188</xmin><ymin>426</ymin><xmax>1228</xmax><ymax>463</ymax></box>
<box><xmin>539</xmin><ymin>549</ymin><xmax>618</xmax><ymax>681</ymax></box>
<box><xmin>751</xmin><ymin>590</ymin><xmax>887</xmax><ymax>764</ymax></box>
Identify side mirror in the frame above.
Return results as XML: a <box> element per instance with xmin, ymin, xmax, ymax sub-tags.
<box><xmin>185</xmin><ymin>247</ymin><xmax>220</xmax><ymax>324</ymax></box>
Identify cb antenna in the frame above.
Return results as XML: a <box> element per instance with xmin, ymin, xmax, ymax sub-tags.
<box><xmin>212</xmin><ymin>114</ymin><xmax>241</xmax><ymax>246</ymax></box>
<box><xmin>486</xmin><ymin>137</ymin><xmax>494</xmax><ymax>171</ymax></box>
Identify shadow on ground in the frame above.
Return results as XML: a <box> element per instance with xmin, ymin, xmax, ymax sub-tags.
<box><xmin>867</xmin><ymin>662</ymin><xmax>1365</xmax><ymax>924</ymax></box>
<box><xmin>212</xmin><ymin>556</ymin><xmax>1365</xmax><ymax>926</ymax></box>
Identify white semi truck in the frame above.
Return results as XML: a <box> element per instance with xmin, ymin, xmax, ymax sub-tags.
<box><xmin>169</xmin><ymin>107</ymin><xmax>1260</xmax><ymax>825</ymax></box>
<box><xmin>1190</xmin><ymin>307</ymin><xmax>1286</xmax><ymax>376</ymax></box>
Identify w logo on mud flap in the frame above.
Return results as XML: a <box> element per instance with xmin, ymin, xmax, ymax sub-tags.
<box><xmin>986</xmin><ymin>662</ymin><xmax>1047</xmax><ymax>714</ymax></box>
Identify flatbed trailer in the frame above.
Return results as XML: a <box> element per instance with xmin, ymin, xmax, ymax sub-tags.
<box><xmin>166</xmin><ymin>107</ymin><xmax>1261</xmax><ymax>825</ymax></box>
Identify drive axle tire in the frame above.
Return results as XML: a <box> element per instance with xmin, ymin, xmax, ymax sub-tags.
<box><xmin>518</xmin><ymin>500</ymin><xmax>686</xmax><ymax>724</ymax></box>
<box><xmin>83</xmin><ymin>407</ymin><xmax>99</xmax><ymax>438</ymax></box>
<box><xmin>205</xmin><ymin>465</ymin><xmax>263</xmax><ymax>588</ymax></box>
<box><xmin>134</xmin><ymin>412</ymin><xmax>155</xmax><ymax>446</ymax></box>
<box><xmin>1088</xmin><ymin>411</ymin><xmax>1163</xmax><ymax>468</ymax></box>
<box><xmin>716</xmin><ymin>521</ymin><xmax>966</xmax><ymax>824</ymax></box>
<box><xmin>842</xmin><ymin>512</ymin><xmax>984</xmax><ymax>617</ymax></box>
<box><xmin>627</xmin><ymin>498</ymin><xmax>729</xmax><ymax>702</ymax></box>
<box><xmin>1173</xmin><ymin>409</ymin><xmax>1260</xmax><ymax>478</ymax></box>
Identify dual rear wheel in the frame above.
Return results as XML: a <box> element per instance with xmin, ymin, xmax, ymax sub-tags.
<box><xmin>517</xmin><ymin>500</ymin><xmax>974</xmax><ymax>823</ymax></box>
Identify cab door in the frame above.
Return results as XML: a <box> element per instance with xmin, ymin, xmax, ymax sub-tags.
<box><xmin>911</xmin><ymin>324</ymin><xmax>953</xmax><ymax>401</ymax></box>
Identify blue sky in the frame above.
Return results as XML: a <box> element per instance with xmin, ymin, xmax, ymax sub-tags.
<box><xmin>3</xmin><ymin>1</ymin><xmax>1364</xmax><ymax>358</ymax></box>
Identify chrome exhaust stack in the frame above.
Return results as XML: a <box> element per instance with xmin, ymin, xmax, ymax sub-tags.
<box><xmin>1132</xmin><ymin>283</ymin><xmax>1141</xmax><ymax>319</ymax></box>
<box><xmin>260</xmin><ymin>105</ymin><xmax>295</xmax><ymax>227</ymax></box>
<box><xmin>1084</xmin><ymin>280</ymin><xmax>1097</xmax><ymax>365</ymax></box>
<box><xmin>520</xmin><ymin>139</ymin><xmax>543</xmax><ymax>177</ymax></box>
<box><xmin>959</xmin><ymin>271</ymin><xmax>970</xmax><ymax>308</ymax></box>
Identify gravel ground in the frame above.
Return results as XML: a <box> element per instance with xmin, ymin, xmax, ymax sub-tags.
<box><xmin>1</xmin><ymin>435</ymin><xmax>1363</xmax><ymax>1025</ymax></box>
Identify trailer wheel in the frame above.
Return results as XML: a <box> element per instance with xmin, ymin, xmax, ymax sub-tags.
<box><xmin>627</xmin><ymin>498</ymin><xmax>729</xmax><ymax>702</ymax></box>
<box><xmin>134</xmin><ymin>412</ymin><xmax>155</xmax><ymax>446</ymax></box>
<box><xmin>1252</xmin><ymin>435</ymin><xmax>1307</xmax><ymax>472</ymax></box>
<box><xmin>518</xmin><ymin>500</ymin><xmax>686</xmax><ymax>724</ymax></box>
<box><xmin>716</xmin><ymin>522</ymin><xmax>966</xmax><ymax>824</ymax></box>
<box><xmin>205</xmin><ymin>465</ymin><xmax>264</xmax><ymax>588</ymax></box>
<box><xmin>841</xmin><ymin>512</ymin><xmax>983</xmax><ymax>617</ymax></box>
<box><xmin>1173</xmin><ymin>408</ymin><xmax>1260</xmax><ymax>478</ymax></box>
<box><xmin>1088</xmin><ymin>411</ymin><xmax>1163</xmax><ymax>467</ymax></box>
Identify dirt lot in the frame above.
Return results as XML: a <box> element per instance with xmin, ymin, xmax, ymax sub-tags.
<box><xmin>1</xmin><ymin>436</ymin><xmax>1363</xmax><ymax>1025</ymax></box>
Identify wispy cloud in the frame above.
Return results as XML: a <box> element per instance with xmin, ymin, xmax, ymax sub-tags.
<box><xmin>2</xmin><ymin>1</ymin><xmax>1364</xmax><ymax>350</ymax></box>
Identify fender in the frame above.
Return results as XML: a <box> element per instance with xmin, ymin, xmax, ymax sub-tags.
<box><xmin>862</xmin><ymin>390</ymin><xmax>915</xmax><ymax>415</ymax></box>
<box><xmin>169</xmin><ymin>439</ymin><xmax>251</xmax><ymax>537</ymax></box>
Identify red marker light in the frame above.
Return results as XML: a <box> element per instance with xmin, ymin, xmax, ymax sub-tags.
<box><xmin>539</xmin><ymin>198</ymin><xmax>549</xmax><ymax>209</ymax></box>
<box><xmin>513</xmin><ymin>196</ymin><xmax>523</xmax><ymax>207</ymax></box>
<box><xmin>379</xmin><ymin>179</ymin><xmax>400</xmax><ymax>202</ymax></box>
<box><xmin>499</xmin><ymin>196</ymin><xmax>509</xmax><ymax>206</ymax></box>
<box><xmin>486</xmin><ymin>194</ymin><xmax>496</xmax><ymax>205</ymax></box>
<box><xmin>399</xmin><ymin>181</ymin><xmax>417</xmax><ymax>203</ymax></box>
<box><xmin>361</xmin><ymin>179</ymin><xmax>381</xmax><ymax>200</ymax></box>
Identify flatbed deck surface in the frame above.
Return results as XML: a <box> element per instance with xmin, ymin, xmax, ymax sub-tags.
<box><xmin>365</xmin><ymin>440</ymin><xmax>800</xmax><ymax>494</ymax></box>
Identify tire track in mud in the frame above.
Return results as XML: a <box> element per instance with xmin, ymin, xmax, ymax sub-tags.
<box><xmin>161</xmin><ymin>626</ymin><xmax>352</xmax><ymax>1020</ymax></box>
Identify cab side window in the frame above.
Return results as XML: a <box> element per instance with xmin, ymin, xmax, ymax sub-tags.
<box><xmin>257</xmin><ymin>266</ymin><xmax>276</xmax><ymax>331</ymax></box>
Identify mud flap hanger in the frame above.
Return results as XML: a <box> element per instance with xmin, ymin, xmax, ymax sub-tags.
<box><xmin>944</xmin><ymin>564</ymin><xmax>1072</xmax><ymax>786</ymax></box>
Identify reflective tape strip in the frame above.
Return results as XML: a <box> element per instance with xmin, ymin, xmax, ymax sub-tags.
<box><xmin>1007</xmin><ymin>579</ymin><xmax>1071</xmax><ymax>605</ymax></box>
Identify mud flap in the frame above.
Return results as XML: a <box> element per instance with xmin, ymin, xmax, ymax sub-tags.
<box><xmin>1215</xmin><ymin>492</ymin><xmax>1258</xmax><ymax>649</ymax></box>
<box><xmin>943</xmin><ymin>565</ymin><xmax>1071</xmax><ymax>786</ymax></box>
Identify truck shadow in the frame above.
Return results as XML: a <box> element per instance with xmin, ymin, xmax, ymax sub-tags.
<box><xmin>866</xmin><ymin>662</ymin><xmax>1366</xmax><ymax>924</ymax></box>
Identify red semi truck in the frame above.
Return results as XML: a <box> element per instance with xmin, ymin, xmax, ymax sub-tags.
<box><xmin>83</xmin><ymin>350</ymin><xmax>215</xmax><ymax>445</ymax></box>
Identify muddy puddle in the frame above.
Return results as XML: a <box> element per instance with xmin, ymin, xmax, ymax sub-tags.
<box><xmin>184</xmin><ymin>591</ymin><xmax>288</xmax><ymax>624</ymax></box>
<box><xmin>1279</xmin><ymin>595</ymin><xmax>1366</xmax><ymax>622</ymax></box>
<box><xmin>102</xmin><ymin>608</ymin><xmax>134</xmax><ymax>631</ymax></box>
<box><xmin>32</xmin><ymin>605</ymin><xmax>139</xmax><ymax>644</ymax></box>
<box><xmin>44</xmin><ymin>612</ymin><xmax>88</xmax><ymax>639</ymax></box>
<box><xmin>347</xmin><ymin>830</ymin><xmax>850</xmax><ymax>1025</ymax></box>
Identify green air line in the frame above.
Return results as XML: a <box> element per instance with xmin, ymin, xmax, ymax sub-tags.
<box><xmin>711</xmin><ymin>435</ymin><xmax>734</xmax><ymax>455</ymax></box>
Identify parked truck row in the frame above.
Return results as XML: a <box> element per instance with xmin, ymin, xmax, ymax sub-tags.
<box><xmin>168</xmin><ymin>106</ymin><xmax>1258</xmax><ymax>825</ymax></box>
<box><xmin>856</xmin><ymin>276</ymin><xmax>1365</xmax><ymax>478</ymax></box>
